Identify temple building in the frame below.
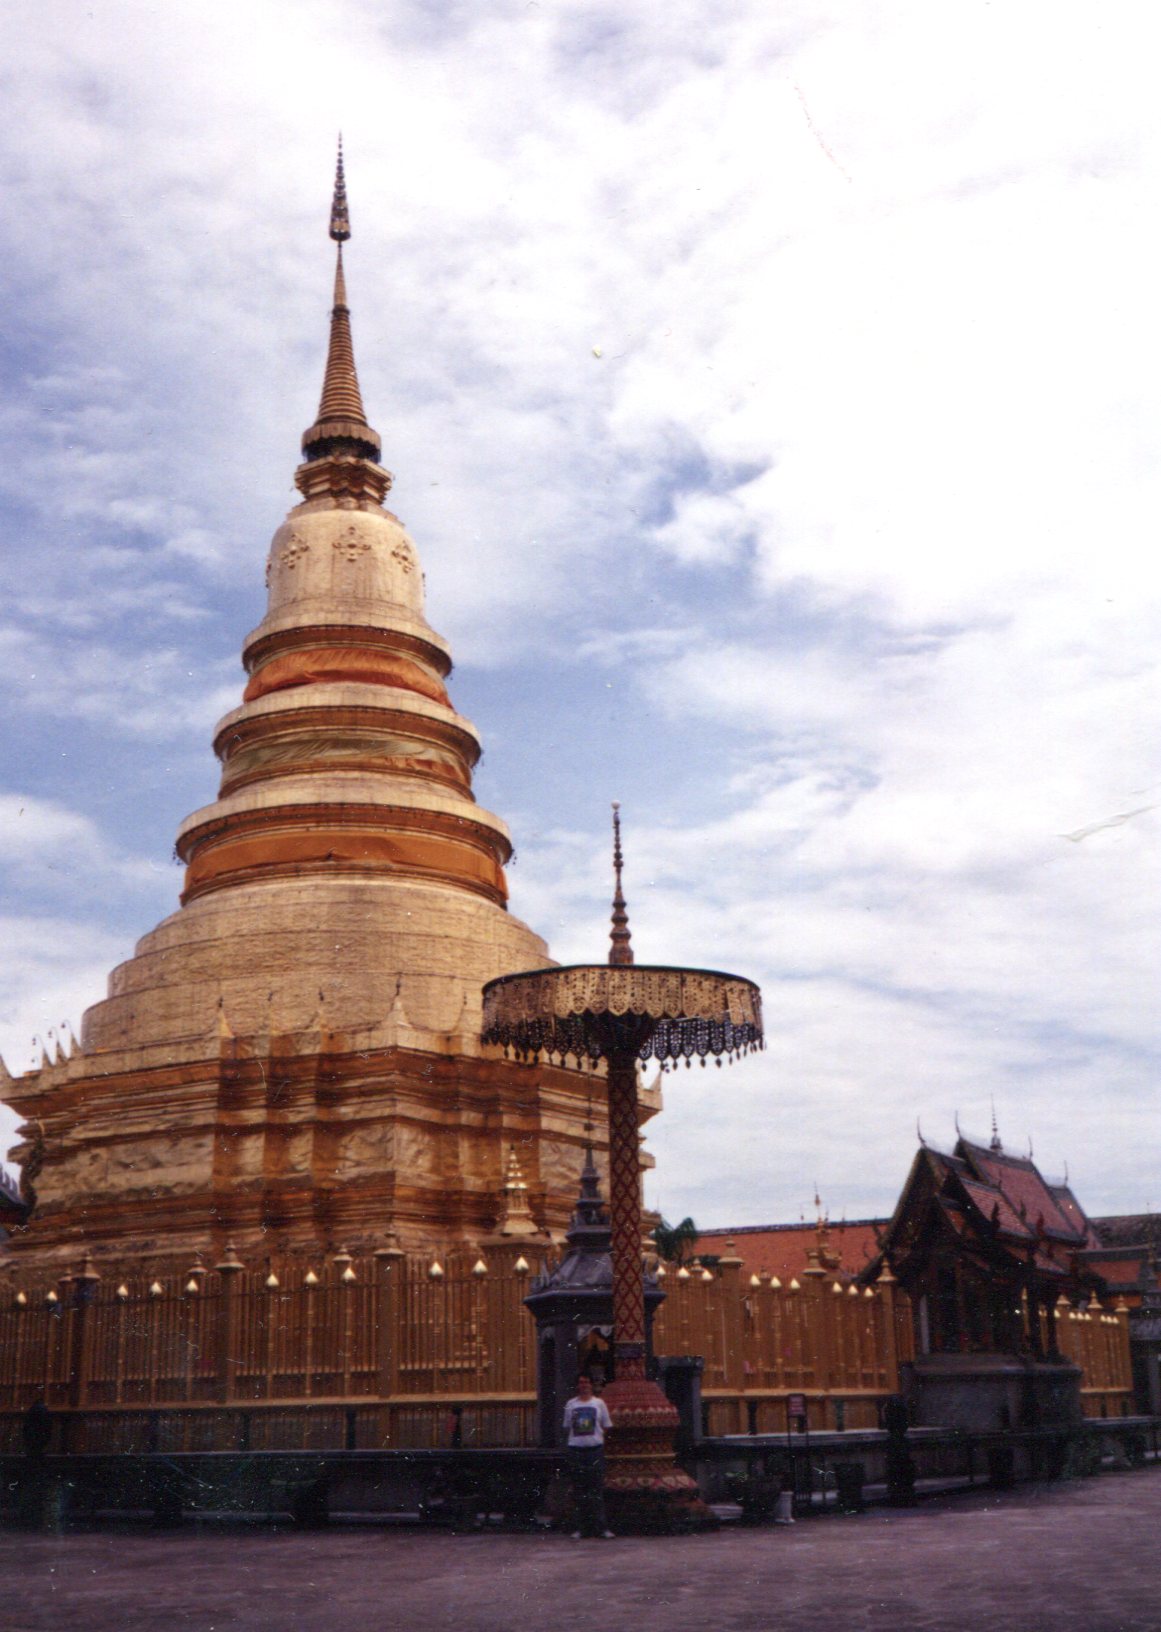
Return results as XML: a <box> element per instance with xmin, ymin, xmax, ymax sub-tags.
<box><xmin>0</xmin><ymin>151</ymin><xmax>650</xmax><ymax>1276</ymax></box>
<box><xmin>866</xmin><ymin>1128</ymin><xmax>1112</xmax><ymax>1427</ymax></box>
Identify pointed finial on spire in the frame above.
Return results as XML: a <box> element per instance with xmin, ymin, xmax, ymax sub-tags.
<box><xmin>608</xmin><ymin>802</ymin><xmax>634</xmax><ymax>967</ymax></box>
<box><xmin>330</xmin><ymin>135</ymin><xmax>351</xmax><ymax>242</ymax></box>
<box><xmin>990</xmin><ymin>1098</ymin><xmax>1002</xmax><ymax>1154</ymax></box>
<box><xmin>298</xmin><ymin>140</ymin><xmax>388</xmax><ymax>496</ymax></box>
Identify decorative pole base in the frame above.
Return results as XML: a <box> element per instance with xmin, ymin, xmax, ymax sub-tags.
<box><xmin>601</xmin><ymin>1375</ymin><xmax>717</xmax><ymax>1533</ymax></box>
<box><xmin>480</xmin><ymin>942</ymin><xmax>763</xmax><ymax>1537</ymax></box>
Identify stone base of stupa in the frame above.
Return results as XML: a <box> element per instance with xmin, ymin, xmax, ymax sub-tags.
<box><xmin>2</xmin><ymin>1019</ymin><xmax>666</xmax><ymax>1275</ymax></box>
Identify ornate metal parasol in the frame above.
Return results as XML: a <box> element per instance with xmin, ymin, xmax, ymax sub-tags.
<box><xmin>483</xmin><ymin>805</ymin><xmax>763</xmax><ymax>1527</ymax></box>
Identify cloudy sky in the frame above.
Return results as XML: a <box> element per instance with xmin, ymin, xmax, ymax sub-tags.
<box><xmin>1</xmin><ymin>1</ymin><xmax>1158</xmax><ymax>1226</ymax></box>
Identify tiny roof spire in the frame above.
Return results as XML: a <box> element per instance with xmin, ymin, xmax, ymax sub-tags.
<box><xmin>990</xmin><ymin>1098</ymin><xmax>1002</xmax><ymax>1154</ymax></box>
<box><xmin>608</xmin><ymin>803</ymin><xmax>634</xmax><ymax>967</ymax></box>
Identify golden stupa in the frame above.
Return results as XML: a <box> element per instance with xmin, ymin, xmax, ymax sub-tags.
<box><xmin>2</xmin><ymin>149</ymin><xmax>647</xmax><ymax>1272</ymax></box>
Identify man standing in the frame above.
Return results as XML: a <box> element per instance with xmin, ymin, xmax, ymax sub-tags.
<box><xmin>562</xmin><ymin>1375</ymin><xmax>614</xmax><ymax>1538</ymax></box>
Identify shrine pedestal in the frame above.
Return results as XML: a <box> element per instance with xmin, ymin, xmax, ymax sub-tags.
<box><xmin>905</xmin><ymin>1352</ymin><xmax>1083</xmax><ymax>1431</ymax></box>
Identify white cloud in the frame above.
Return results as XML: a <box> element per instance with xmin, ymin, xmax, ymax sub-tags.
<box><xmin>0</xmin><ymin>794</ymin><xmax>178</xmax><ymax>932</ymax></box>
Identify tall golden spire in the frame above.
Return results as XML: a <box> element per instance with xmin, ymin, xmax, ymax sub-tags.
<box><xmin>299</xmin><ymin>138</ymin><xmax>384</xmax><ymax>484</ymax></box>
<box><xmin>608</xmin><ymin>802</ymin><xmax>634</xmax><ymax>967</ymax></box>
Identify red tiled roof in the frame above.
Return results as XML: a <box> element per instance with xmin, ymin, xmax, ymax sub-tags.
<box><xmin>1094</xmin><ymin>1214</ymin><xmax>1161</xmax><ymax>1250</ymax></box>
<box><xmin>1049</xmin><ymin>1187</ymin><xmax>1103</xmax><ymax>1249</ymax></box>
<box><xmin>961</xmin><ymin>1178</ymin><xmax>1032</xmax><ymax>1239</ymax></box>
<box><xmin>963</xmin><ymin>1146</ymin><xmax>1084</xmax><ymax>1242</ymax></box>
<box><xmin>1084</xmin><ymin>1256</ymin><xmax>1140</xmax><ymax>1287</ymax></box>
<box><xmin>697</xmin><ymin>1222</ymin><xmax>884</xmax><ymax>1280</ymax></box>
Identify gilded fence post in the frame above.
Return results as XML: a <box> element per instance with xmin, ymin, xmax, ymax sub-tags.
<box><xmin>1114</xmin><ymin>1298</ymin><xmax>1131</xmax><ymax>1393</ymax></box>
<box><xmin>767</xmin><ymin>1276</ymin><xmax>784</xmax><ymax>1392</ymax></box>
<box><xmin>785</xmin><ymin>1277</ymin><xmax>803</xmax><ymax>1392</ymax></box>
<box><xmin>717</xmin><ymin>1241</ymin><xmax>745</xmax><ymax>1428</ymax></box>
<box><xmin>69</xmin><ymin>1254</ymin><xmax>101</xmax><ymax>1414</ymax></box>
<box><xmin>374</xmin><ymin>1238</ymin><xmax>404</xmax><ymax>1406</ymax></box>
<box><xmin>878</xmin><ymin>1262</ymin><xmax>900</xmax><ymax>1391</ymax></box>
<box><xmin>214</xmin><ymin>1242</ymin><xmax>244</xmax><ymax>1403</ymax></box>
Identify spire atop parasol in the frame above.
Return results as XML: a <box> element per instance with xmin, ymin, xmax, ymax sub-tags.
<box><xmin>608</xmin><ymin>802</ymin><xmax>634</xmax><ymax>967</ymax></box>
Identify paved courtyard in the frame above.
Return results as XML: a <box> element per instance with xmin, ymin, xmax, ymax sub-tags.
<box><xmin>3</xmin><ymin>1471</ymin><xmax>1161</xmax><ymax>1632</ymax></box>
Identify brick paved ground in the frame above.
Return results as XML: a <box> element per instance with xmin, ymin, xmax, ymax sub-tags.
<box><xmin>3</xmin><ymin>1472</ymin><xmax>1161</xmax><ymax>1632</ymax></box>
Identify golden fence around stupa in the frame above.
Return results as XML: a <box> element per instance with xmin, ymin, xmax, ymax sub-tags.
<box><xmin>653</xmin><ymin>1263</ymin><xmax>913</xmax><ymax>1433</ymax></box>
<box><xmin>0</xmin><ymin>1250</ymin><xmax>1133</xmax><ymax>1452</ymax></box>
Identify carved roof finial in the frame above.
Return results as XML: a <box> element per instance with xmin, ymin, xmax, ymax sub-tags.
<box><xmin>608</xmin><ymin>802</ymin><xmax>634</xmax><ymax>967</ymax></box>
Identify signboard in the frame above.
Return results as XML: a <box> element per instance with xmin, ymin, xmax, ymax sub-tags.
<box><xmin>786</xmin><ymin>1392</ymin><xmax>807</xmax><ymax>1432</ymax></box>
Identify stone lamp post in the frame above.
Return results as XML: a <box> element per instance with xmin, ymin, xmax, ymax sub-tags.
<box><xmin>482</xmin><ymin>806</ymin><xmax>763</xmax><ymax>1530</ymax></box>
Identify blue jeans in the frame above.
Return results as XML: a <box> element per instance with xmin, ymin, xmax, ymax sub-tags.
<box><xmin>569</xmin><ymin>1445</ymin><xmax>608</xmax><ymax>1535</ymax></box>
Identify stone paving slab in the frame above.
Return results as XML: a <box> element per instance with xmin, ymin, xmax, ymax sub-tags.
<box><xmin>3</xmin><ymin>1472</ymin><xmax>1161</xmax><ymax>1632</ymax></box>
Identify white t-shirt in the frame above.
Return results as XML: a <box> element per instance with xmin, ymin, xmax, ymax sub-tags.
<box><xmin>563</xmin><ymin>1393</ymin><xmax>612</xmax><ymax>1447</ymax></box>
